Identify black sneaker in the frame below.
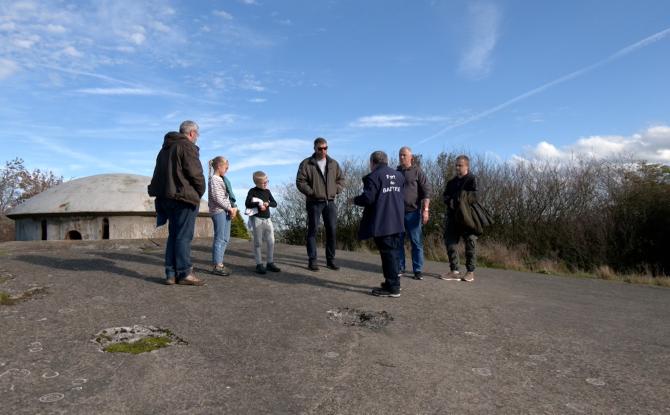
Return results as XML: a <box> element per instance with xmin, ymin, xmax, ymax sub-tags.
<box><xmin>326</xmin><ymin>261</ymin><xmax>340</xmax><ymax>271</ymax></box>
<box><xmin>308</xmin><ymin>262</ymin><xmax>319</xmax><ymax>271</ymax></box>
<box><xmin>380</xmin><ymin>282</ymin><xmax>402</xmax><ymax>291</ymax></box>
<box><xmin>266</xmin><ymin>262</ymin><xmax>281</xmax><ymax>272</ymax></box>
<box><xmin>255</xmin><ymin>264</ymin><xmax>267</xmax><ymax>274</ymax></box>
<box><xmin>371</xmin><ymin>287</ymin><xmax>400</xmax><ymax>298</ymax></box>
<box><xmin>413</xmin><ymin>271</ymin><xmax>423</xmax><ymax>280</ymax></box>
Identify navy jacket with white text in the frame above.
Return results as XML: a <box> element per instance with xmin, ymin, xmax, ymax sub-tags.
<box><xmin>353</xmin><ymin>163</ymin><xmax>405</xmax><ymax>240</ymax></box>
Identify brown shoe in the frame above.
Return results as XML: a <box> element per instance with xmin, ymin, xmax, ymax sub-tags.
<box><xmin>165</xmin><ymin>276</ymin><xmax>176</xmax><ymax>285</ymax></box>
<box><xmin>177</xmin><ymin>274</ymin><xmax>205</xmax><ymax>286</ymax></box>
<box><xmin>462</xmin><ymin>271</ymin><xmax>475</xmax><ymax>282</ymax></box>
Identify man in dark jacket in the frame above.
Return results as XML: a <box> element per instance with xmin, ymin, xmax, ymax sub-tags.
<box><xmin>441</xmin><ymin>154</ymin><xmax>477</xmax><ymax>282</ymax></box>
<box><xmin>296</xmin><ymin>137</ymin><xmax>345</xmax><ymax>271</ymax></box>
<box><xmin>148</xmin><ymin>120</ymin><xmax>206</xmax><ymax>286</ymax></box>
<box><xmin>397</xmin><ymin>146</ymin><xmax>432</xmax><ymax>280</ymax></box>
<box><xmin>353</xmin><ymin>151</ymin><xmax>405</xmax><ymax>297</ymax></box>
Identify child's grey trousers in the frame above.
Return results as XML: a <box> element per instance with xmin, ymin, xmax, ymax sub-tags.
<box><xmin>250</xmin><ymin>216</ymin><xmax>275</xmax><ymax>265</ymax></box>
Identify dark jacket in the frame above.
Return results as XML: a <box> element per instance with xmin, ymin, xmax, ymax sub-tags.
<box><xmin>354</xmin><ymin>163</ymin><xmax>405</xmax><ymax>240</ymax></box>
<box><xmin>443</xmin><ymin>173</ymin><xmax>477</xmax><ymax>212</ymax></box>
<box><xmin>245</xmin><ymin>187</ymin><xmax>277</xmax><ymax>219</ymax></box>
<box><xmin>148</xmin><ymin>132</ymin><xmax>205</xmax><ymax>206</ymax></box>
<box><xmin>296</xmin><ymin>154</ymin><xmax>344</xmax><ymax>202</ymax></box>
<box><xmin>397</xmin><ymin>164</ymin><xmax>432</xmax><ymax>212</ymax></box>
<box><xmin>443</xmin><ymin>173</ymin><xmax>492</xmax><ymax>235</ymax></box>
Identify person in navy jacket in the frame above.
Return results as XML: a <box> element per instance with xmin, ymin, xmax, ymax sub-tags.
<box><xmin>353</xmin><ymin>151</ymin><xmax>406</xmax><ymax>297</ymax></box>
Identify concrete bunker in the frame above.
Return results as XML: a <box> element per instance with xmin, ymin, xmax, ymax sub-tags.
<box><xmin>6</xmin><ymin>174</ymin><xmax>213</xmax><ymax>241</ymax></box>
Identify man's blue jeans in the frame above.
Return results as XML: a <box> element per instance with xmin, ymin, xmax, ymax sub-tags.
<box><xmin>399</xmin><ymin>209</ymin><xmax>424</xmax><ymax>273</ymax></box>
<box><xmin>157</xmin><ymin>198</ymin><xmax>199</xmax><ymax>279</ymax></box>
<box><xmin>211</xmin><ymin>211</ymin><xmax>231</xmax><ymax>265</ymax></box>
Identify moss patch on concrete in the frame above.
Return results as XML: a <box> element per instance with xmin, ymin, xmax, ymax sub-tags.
<box><xmin>0</xmin><ymin>291</ymin><xmax>17</xmax><ymax>305</ymax></box>
<box><xmin>104</xmin><ymin>336</ymin><xmax>173</xmax><ymax>354</ymax></box>
<box><xmin>94</xmin><ymin>325</ymin><xmax>186</xmax><ymax>354</ymax></box>
<box><xmin>0</xmin><ymin>287</ymin><xmax>48</xmax><ymax>306</ymax></box>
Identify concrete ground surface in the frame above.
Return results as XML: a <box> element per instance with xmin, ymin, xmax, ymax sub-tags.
<box><xmin>0</xmin><ymin>238</ymin><xmax>668</xmax><ymax>415</ymax></box>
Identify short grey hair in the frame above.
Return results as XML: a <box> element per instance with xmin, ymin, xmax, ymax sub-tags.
<box><xmin>399</xmin><ymin>146</ymin><xmax>412</xmax><ymax>154</ymax></box>
<box><xmin>456</xmin><ymin>154</ymin><xmax>470</xmax><ymax>165</ymax></box>
<box><xmin>179</xmin><ymin>120</ymin><xmax>199</xmax><ymax>135</ymax></box>
<box><xmin>370</xmin><ymin>150</ymin><xmax>388</xmax><ymax>166</ymax></box>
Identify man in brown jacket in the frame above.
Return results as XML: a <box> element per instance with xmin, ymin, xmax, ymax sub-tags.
<box><xmin>148</xmin><ymin>120</ymin><xmax>206</xmax><ymax>286</ymax></box>
<box><xmin>296</xmin><ymin>137</ymin><xmax>344</xmax><ymax>271</ymax></box>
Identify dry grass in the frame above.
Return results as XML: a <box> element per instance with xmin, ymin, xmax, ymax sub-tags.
<box><xmin>422</xmin><ymin>237</ymin><xmax>668</xmax><ymax>287</ymax></box>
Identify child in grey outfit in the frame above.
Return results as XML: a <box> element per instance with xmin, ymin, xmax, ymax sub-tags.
<box><xmin>245</xmin><ymin>171</ymin><xmax>280</xmax><ymax>274</ymax></box>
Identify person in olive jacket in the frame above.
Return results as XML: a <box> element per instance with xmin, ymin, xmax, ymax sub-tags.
<box><xmin>353</xmin><ymin>151</ymin><xmax>405</xmax><ymax>298</ymax></box>
<box><xmin>148</xmin><ymin>120</ymin><xmax>206</xmax><ymax>286</ymax></box>
<box><xmin>296</xmin><ymin>137</ymin><xmax>345</xmax><ymax>271</ymax></box>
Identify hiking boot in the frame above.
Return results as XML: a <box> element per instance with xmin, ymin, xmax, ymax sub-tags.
<box><xmin>371</xmin><ymin>287</ymin><xmax>401</xmax><ymax>298</ymax></box>
<box><xmin>462</xmin><ymin>271</ymin><xmax>475</xmax><ymax>282</ymax></box>
<box><xmin>308</xmin><ymin>261</ymin><xmax>319</xmax><ymax>272</ymax></box>
<box><xmin>326</xmin><ymin>261</ymin><xmax>340</xmax><ymax>271</ymax></box>
<box><xmin>413</xmin><ymin>271</ymin><xmax>424</xmax><ymax>280</ymax></box>
<box><xmin>440</xmin><ymin>270</ymin><xmax>461</xmax><ymax>281</ymax></box>
<box><xmin>212</xmin><ymin>264</ymin><xmax>230</xmax><ymax>276</ymax></box>
<box><xmin>266</xmin><ymin>262</ymin><xmax>281</xmax><ymax>272</ymax></box>
<box><xmin>165</xmin><ymin>276</ymin><xmax>176</xmax><ymax>285</ymax></box>
<box><xmin>255</xmin><ymin>264</ymin><xmax>267</xmax><ymax>274</ymax></box>
<box><xmin>177</xmin><ymin>274</ymin><xmax>205</xmax><ymax>286</ymax></box>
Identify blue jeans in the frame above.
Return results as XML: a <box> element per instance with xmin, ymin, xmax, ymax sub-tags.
<box><xmin>375</xmin><ymin>233</ymin><xmax>402</xmax><ymax>292</ymax></box>
<box><xmin>306</xmin><ymin>200</ymin><xmax>337</xmax><ymax>262</ymax></box>
<box><xmin>156</xmin><ymin>198</ymin><xmax>199</xmax><ymax>279</ymax></box>
<box><xmin>399</xmin><ymin>209</ymin><xmax>424</xmax><ymax>273</ymax></box>
<box><xmin>211</xmin><ymin>212</ymin><xmax>231</xmax><ymax>265</ymax></box>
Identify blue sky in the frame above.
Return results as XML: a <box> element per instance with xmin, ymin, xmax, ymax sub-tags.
<box><xmin>1</xmin><ymin>0</ymin><xmax>669</xmax><ymax>195</ymax></box>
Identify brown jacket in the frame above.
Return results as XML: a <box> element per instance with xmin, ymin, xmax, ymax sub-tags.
<box><xmin>296</xmin><ymin>154</ymin><xmax>344</xmax><ymax>202</ymax></box>
<box><xmin>148</xmin><ymin>132</ymin><xmax>205</xmax><ymax>206</ymax></box>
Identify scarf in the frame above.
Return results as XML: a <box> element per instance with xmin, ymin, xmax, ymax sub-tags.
<box><xmin>224</xmin><ymin>175</ymin><xmax>237</xmax><ymax>207</ymax></box>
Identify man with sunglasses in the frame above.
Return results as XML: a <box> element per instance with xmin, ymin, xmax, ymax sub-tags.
<box><xmin>296</xmin><ymin>137</ymin><xmax>345</xmax><ymax>271</ymax></box>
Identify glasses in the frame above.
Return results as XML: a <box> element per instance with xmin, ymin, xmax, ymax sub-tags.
<box><xmin>317</xmin><ymin>146</ymin><xmax>328</xmax><ymax>151</ymax></box>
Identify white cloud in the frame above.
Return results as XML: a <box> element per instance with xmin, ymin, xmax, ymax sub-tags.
<box><xmin>128</xmin><ymin>30</ymin><xmax>146</xmax><ymax>45</ymax></box>
<box><xmin>213</xmin><ymin>9</ymin><xmax>234</xmax><ymax>20</ymax></box>
<box><xmin>248</xmin><ymin>98</ymin><xmax>267</xmax><ymax>103</ymax></box>
<box><xmin>239</xmin><ymin>0</ymin><xmax>258</xmax><ymax>4</ymax></box>
<box><xmin>44</xmin><ymin>24</ymin><xmax>66</xmax><ymax>34</ymax></box>
<box><xmin>350</xmin><ymin>114</ymin><xmax>450</xmax><ymax>128</ymax></box>
<box><xmin>0</xmin><ymin>59</ymin><xmax>20</xmax><ymax>79</ymax></box>
<box><xmin>0</xmin><ymin>22</ymin><xmax>17</xmax><ymax>31</ymax></box>
<box><xmin>13</xmin><ymin>34</ymin><xmax>40</xmax><ymax>48</ymax></box>
<box><xmin>239</xmin><ymin>74</ymin><xmax>265</xmax><ymax>92</ymax></box>
<box><xmin>224</xmin><ymin>139</ymin><xmax>311</xmax><ymax>172</ymax></box>
<box><xmin>76</xmin><ymin>87</ymin><xmax>160</xmax><ymax>95</ymax></box>
<box><xmin>62</xmin><ymin>45</ymin><xmax>82</xmax><ymax>57</ymax></box>
<box><xmin>521</xmin><ymin>125</ymin><xmax>670</xmax><ymax>164</ymax></box>
<box><xmin>459</xmin><ymin>1</ymin><xmax>500</xmax><ymax>79</ymax></box>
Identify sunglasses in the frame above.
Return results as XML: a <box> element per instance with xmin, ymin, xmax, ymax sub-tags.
<box><xmin>317</xmin><ymin>146</ymin><xmax>328</xmax><ymax>151</ymax></box>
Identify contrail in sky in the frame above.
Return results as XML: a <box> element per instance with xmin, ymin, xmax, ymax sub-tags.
<box><xmin>419</xmin><ymin>26</ymin><xmax>670</xmax><ymax>144</ymax></box>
